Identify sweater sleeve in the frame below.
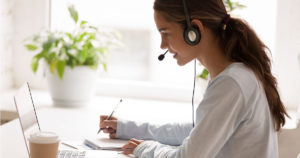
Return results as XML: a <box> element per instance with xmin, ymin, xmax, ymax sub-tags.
<box><xmin>116</xmin><ymin>120</ymin><xmax>193</xmax><ymax>146</ymax></box>
<box><xmin>133</xmin><ymin>76</ymin><xmax>247</xmax><ymax>158</ymax></box>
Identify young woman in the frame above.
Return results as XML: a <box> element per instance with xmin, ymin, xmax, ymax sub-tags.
<box><xmin>99</xmin><ymin>0</ymin><xmax>289</xmax><ymax>157</ymax></box>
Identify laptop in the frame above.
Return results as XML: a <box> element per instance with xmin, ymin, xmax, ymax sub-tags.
<box><xmin>13</xmin><ymin>82</ymin><xmax>120</xmax><ymax>158</ymax></box>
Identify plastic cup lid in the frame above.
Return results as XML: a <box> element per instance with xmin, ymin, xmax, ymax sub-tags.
<box><xmin>28</xmin><ymin>131</ymin><xmax>60</xmax><ymax>144</ymax></box>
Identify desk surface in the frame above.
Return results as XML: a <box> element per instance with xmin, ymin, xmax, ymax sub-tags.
<box><xmin>0</xmin><ymin>91</ymin><xmax>192</xmax><ymax>158</ymax></box>
<box><xmin>1</xmin><ymin>90</ymin><xmax>299</xmax><ymax>158</ymax></box>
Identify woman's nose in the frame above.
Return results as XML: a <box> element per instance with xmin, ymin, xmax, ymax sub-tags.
<box><xmin>160</xmin><ymin>39</ymin><xmax>168</xmax><ymax>50</ymax></box>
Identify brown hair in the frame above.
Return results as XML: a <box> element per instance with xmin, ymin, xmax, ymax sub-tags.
<box><xmin>154</xmin><ymin>0</ymin><xmax>289</xmax><ymax>131</ymax></box>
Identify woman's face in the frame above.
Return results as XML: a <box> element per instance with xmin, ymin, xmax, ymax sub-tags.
<box><xmin>154</xmin><ymin>11</ymin><xmax>198</xmax><ymax>66</ymax></box>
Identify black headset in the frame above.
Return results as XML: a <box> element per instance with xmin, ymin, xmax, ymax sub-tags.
<box><xmin>158</xmin><ymin>0</ymin><xmax>199</xmax><ymax>128</ymax></box>
<box><xmin>182</xmin><ymin>0</ymin><xmax>201</xmax><ymax>46</ymax></box>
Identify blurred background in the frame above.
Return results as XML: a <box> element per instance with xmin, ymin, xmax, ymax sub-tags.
<box><xmin>1</xmin><ymin>0</ymin><xmax>299</xmax><ymax>105</ymax></box>
<box><xmin>0</xmin><ymin>0</ymin><xmax>300</xmax><ymax>157</ymax></box>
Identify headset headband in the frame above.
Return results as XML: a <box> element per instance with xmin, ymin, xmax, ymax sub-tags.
<box><xmin>182</xmin><ymin>0</ymin><xmax>191</xmax><ymax>28</ymax></box>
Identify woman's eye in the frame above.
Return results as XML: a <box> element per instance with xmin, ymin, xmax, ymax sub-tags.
<box><xmin>162</xmin><ymin>32</ymin><xmax>169</xmax><ymax>37</ymax></box>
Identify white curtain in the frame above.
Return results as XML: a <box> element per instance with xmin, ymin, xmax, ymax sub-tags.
<box><xmin>0</xmin><ymin>0</ymin><xmax>14</xmax><ymax>92</ymax></box>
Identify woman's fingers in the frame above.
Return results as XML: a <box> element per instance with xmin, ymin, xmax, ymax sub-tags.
<box><xmin>103</xmin><ymin>127</ymin><xmax>116</xmax><ymax>133</ymax></box>
<box><xmin>122</xmin><ymin>141</ymin><xmax>138</xmax><ymax>155</ymax></box>
<box><xmin>100</xmin><ymin>115</ymin><xmax>108</xmax><ymax>122</ymax></box>
<box><xmin>121</xmin><ymin>139</ymin><xmax>144</xmax><ymax>155</ymax></box>
<box><xmin>99</xmin><ymin>115</ymin><xmax>118</xmax><ymax>138</ymax></box>
<box><xmin>109</xmin><ymin>132</ymin><xmax>116</xmax><ymax>139</ymax></box>
<box><xmin>100</xmin><ymin>120</ymin><xmax>117</xmax><ymax>130</ymax></box>
<box><xmin>129</xmin><ymin>138</ymin><xmax>143</xmax><ymax>145</ymax></box>
<box><xmin>99</xmin><ymin>115</ymin><xmax>117</xmax><ymax>130</ymax></box>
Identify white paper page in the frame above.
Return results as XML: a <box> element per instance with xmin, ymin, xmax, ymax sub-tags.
<box><xmin>84</xmin><ymin>136</ymin><xmax>128</xmax><ymax>150</ymax></box>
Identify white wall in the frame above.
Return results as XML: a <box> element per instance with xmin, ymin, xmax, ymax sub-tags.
<box><xmin>0</xmin><ymin>0</ymin><xmax>14</xmax><ymax>92</ymax></box>
<box><xmin>234</xmin><ymin>0</ymin><xmax>277</xmax><ymax>54</ymax></box>
<box><xmin>274</xmin><ymin>0</ymin><xmax>300</xmax><ymax>110</ymax></box>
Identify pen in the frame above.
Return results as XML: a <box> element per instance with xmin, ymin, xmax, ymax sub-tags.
<box><xmin>97</xmin><ymin>99</ymin><xmax>123</xmax><ymax>134</ymax></box>
<box><xmin>61</xmin><ymin>142</ymin><xmax>78</xmax><ymax>149</ymax></box>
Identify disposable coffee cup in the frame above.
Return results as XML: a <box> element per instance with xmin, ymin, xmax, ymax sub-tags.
<box><xmin>28</xmin><ymin>131</ymin><xmax>60</xmax><ymax>158</ymax></box>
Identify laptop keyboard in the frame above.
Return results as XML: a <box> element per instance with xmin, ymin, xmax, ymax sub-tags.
<box><xmin>58</xmin><ymin>150</ymin><xmax>86</xmax><ymax>158</ymax></box>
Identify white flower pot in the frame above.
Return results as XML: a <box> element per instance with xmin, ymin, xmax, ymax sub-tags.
<box><xmin>46</xmin><ymin>66</ymin><xmax>98</xmax><ymax>107</ymax></box>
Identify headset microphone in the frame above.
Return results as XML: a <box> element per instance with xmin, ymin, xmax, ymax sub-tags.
<box><xmin>158</xmin><ymin>50</ymin><xmax>169</xmax><ymax>61</ymax></box>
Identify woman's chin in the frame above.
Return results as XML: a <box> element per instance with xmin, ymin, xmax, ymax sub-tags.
<box><xmin>176</xmin><ymin>60</ymin><xmax>187</xmax><ymax>66</ymax></box>
<box><xmin>176</xmin><ymin>58</ymin><xmax>194</xmax><ymax>66</ymax></box>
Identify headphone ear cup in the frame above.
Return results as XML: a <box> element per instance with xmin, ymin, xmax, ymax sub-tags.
<box><xmin>184</xmin><ymin>26</ymin><xmax>201</xmax><ymax>46</ymax></box>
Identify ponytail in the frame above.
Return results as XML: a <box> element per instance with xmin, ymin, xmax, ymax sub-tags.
<box><xmin>219</xmin><ymin>18</ymin><xmax>289</xmax><ymax>131</ymax></box>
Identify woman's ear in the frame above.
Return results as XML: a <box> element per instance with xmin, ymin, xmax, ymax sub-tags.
<box><xmin>191</xmin><ymin>19</ymin><xmax>204</xmax><ymax>34</ymax></box>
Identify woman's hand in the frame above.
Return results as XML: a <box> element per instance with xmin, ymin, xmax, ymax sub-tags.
<box><xmin>99</xmin><ymin>115</ymin><xmax>118</xmax><ymax>139</ymax></box>
<box><xmin>122</xmin><ymin>138</ymin><xmax>144</xmax><ymax>155</ymax></box>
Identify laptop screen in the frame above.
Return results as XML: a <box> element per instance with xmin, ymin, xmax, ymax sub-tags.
<box><xmin>14</xmin><ymin>82</ymin><xmax>40</xmax><ymax>156</ymax></box>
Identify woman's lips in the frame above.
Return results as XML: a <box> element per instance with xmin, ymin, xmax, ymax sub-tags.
<box><xmin>169</xmin><ymin>50</ymin><xmax>178</xmax><ymax>58</ymax></box>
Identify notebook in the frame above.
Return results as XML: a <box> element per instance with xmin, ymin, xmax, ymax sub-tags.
<box><xmin>84</xmin><ymin>137</ymin><xmax>128</xmax><ymax>150</ymax></box>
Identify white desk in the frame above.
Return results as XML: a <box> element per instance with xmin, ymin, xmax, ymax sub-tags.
<box><xmin>2</xmin><ymin>90</ymin><xmax>299</xmax><ymax>158</ymax></box>
<box><xmin>0</xmin><ymin>91</ymin><xmax>192</xmax><ymax>158</ymax></box>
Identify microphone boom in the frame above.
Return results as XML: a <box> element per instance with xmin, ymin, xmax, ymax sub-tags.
<box><xmin>158</xmin><ymin>50</ymin><xmax>169</xmax><ymax>61</ymax></box>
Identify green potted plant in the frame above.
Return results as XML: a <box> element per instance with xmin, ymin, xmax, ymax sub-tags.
<box><xmin>24</xmin><ymin>5</ymin><xmax>121</xmax><ymax>107</ymax></box>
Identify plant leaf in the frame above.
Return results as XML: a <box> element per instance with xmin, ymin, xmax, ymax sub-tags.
<box><xmin>77</xmin><ymin>32</ymin><xmax>88</xmax><ymax>42</ymax></box>
<box><xmin>42</xmin><ymin>40</ymin><xmax>52</xmax><ymax>52</ymax></box>
<box><xmin>25</xmin><ymin>44</ymin><xmax>38</xmax><ymax>51</ymax></box>
<box><xmin>31</xmin><ymin>57</ymin><xmax>39</xmax><ymax>73</ymax></box>
<box><xmin>81</xmin><ymin>46</ymin><xmax>88</xmax><ymax>62</ymax></box>
<box><xmin>45</xmin><ymin>52</ymin><xmax>56</xmax><ymax>63</ymax></box>
<box><xmin>68</xmin><ymin>5</ymin><xmax>78</xmax><ymax>23</ymax></box>
<box><xmin>102</xmin><ymin>62</ymin><xmax>107</xmax><ymax>71</ymax></box>
<box><xmin>97</xmin><ymin>47</ymin><xmax>109</xmax><ymax>55</ymax></box>
<box><xmin>199</xmin><ymin>69</ymin><xmax>209</xmax><ymax>80</ymax></box>
<box><xmin>80</xmin><ymin>21</ymin><xmax>88</xmax><ymax>27</ymax></box>
<box><xmin>65</xmin><ymin>33</ymin><xmax>73</xmax><ymax>40</ymax></box>
<box><xmin>88</xmin><ymin>26</ymin><xmax>98</xmax><ymax>30</ymax></box>
<box><xmin>50</xmin><ymin>60</ymin><xmax>57</xmax><ymax>74</ymax></box>
<box><xmin>224</xmin><ymin>0</ymin><xmax>245</xmax><ymax>12</ymax></box>
<box><xmin>30</xmin><ymin>52</ymin><xmax>45</xmax><ymax>72</ymax></box>
<box><xmin>56</xmin><ymin>60</ymin><xmax>65</xmax><ymax>79</ymax></box>
<box><xmin>235</xmin><ymin>3</ymin><xmax>246</xmax><ymax>9</ymax></box>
